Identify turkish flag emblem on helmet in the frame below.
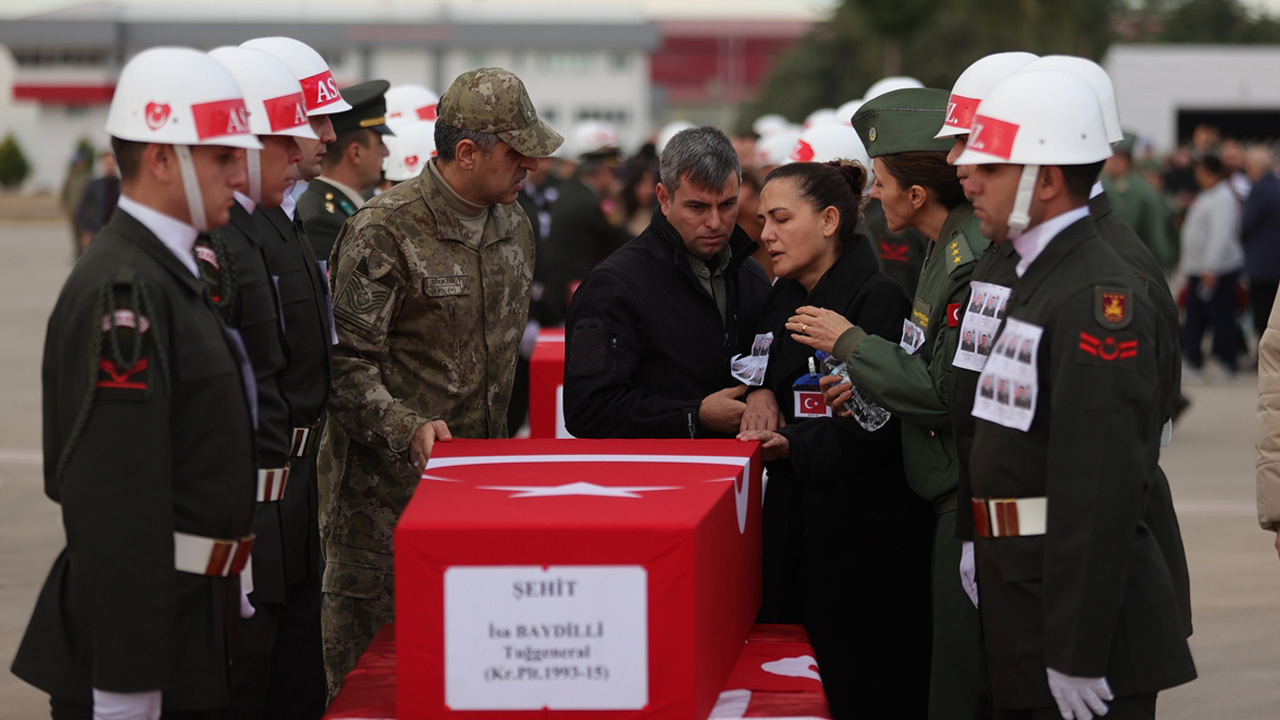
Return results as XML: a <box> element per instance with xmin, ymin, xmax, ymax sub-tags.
<box><xmin>404</xmin><ymin>155</ymin><xmax>420</xmax><ymax>172</ymax></box>
<box><xmin>790</xmin><ymin>139</ymin><xmax>815</xmax><ymax>163</ymax></box>
<box><xmin>145</xmin><ymin>102</ymin><xmax>171</xmax><ymax>131</ymax></box>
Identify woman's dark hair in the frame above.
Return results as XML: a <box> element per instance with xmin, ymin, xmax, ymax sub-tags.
<box><xmin>763</xmin><ymin>160</ymin><xmax>868</xmax><ymax>249</ymax></box>
<box><xmin>619</xmin><ymin>158</ymin><xmax>659</xmax><ymax>218</ymax></box>
<box><xmin>879</xmin><ymin>150</ymin><xmax>966</xmax><ymax>212</ymax></box>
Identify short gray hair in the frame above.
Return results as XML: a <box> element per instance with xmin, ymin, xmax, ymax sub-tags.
<box><xmin>659</xmin><ymin>126</ymin><xmax>740</xmax><ymax>193</ymax></box>
<box><xmin>435</xmin><ymin>119</ymin><xmax>500</xmax><ymax>163</ymax></box>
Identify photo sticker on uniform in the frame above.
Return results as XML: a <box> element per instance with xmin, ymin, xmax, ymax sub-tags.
<box><xmin>424</xmin><ymin>275</ymin><xmax>472</xmax><ymax>297</ymax></box>
<box><xmin>334</xmin><ymin>271</ymin><xmax>394</xmax><ymax>333</ymax></box>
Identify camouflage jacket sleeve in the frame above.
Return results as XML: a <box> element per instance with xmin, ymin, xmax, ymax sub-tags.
<box><xmin>326</xmin><ymin>218</ymin><xmax>427</xmax><ymax>456</ymax></box>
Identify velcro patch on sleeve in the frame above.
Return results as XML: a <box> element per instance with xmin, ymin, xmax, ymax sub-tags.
<box><xmin>567</xmin><ymin>318</ymin><xmax>607</xmax><ymax>377</ymax></box>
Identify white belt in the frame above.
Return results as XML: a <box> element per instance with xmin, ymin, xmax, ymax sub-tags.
<box><xmin>971</xmin><ymin>497</ymin><xmax>1047</xmax><ymax>538</ymax></box>
<box><xmin>257</xmin><ymin>466</ymin><xmax>290</xmax><ymax>502</ymax></box>
<box><xmin>173</xmin><ymin>531</ymin><xmax>256</xmax><ymax>577</ymax></box>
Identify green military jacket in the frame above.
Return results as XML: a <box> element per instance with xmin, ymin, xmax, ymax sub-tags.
<box><xmin>834</xmin><ymin>203</ymin><xmax>989</xmax><ymax>505</ymax></box>
<box><xmin>1101</xmin><ymin>171</ymin><xmax>1174</xmax><ymax>269</ymax></box>
<box><xmin>318</xmin><ymin>159</ymin><xmax>535</xmax><ymax>554</ymax></box>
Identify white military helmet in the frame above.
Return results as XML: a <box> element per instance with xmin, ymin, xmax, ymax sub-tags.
<box><xmin>105</xmin><ymin>47</ymin><xmax>262</xmax><ymax>231</ymax></box>
<box><xmin>956</xmin><ymin>70</ymin><xmax>1111</xmax><ymax>235</ymax></box>
<box><xmin>804</xmin><ymin>107</ymin><xmax>841</xmax><ymax>128</ymax></box>
<box><xmin>240</xmin><ymin>37</ymin><xmax>352</xmax><ymax>116</ymax></box>
<box><xmin>752</xmin><ymin>113</ymin><xmax>790</xmax><ymax>138</ymax></box>
<box><xmin>836</xmin><ymin>98</ymin><xmax>863</xmax><ymax>126</ymax></box>
<box><xmin>1019</xmin><ymin>55</ymin><xmax>1122</xmax><ymax>144</ymax></box>
<box><xmin>863</xmin><ymin>76</ymin><xmax>923</xmax><ymax>102</ymax></box>
<box><xmin>935</xmin><ymin>51</ymin><xmax>1038</xmax><ymax>140</ymax></box>
<box><xmin>787</xmin><ymin>123</ymin><xmax>872</xmax><ymax>174</ymax></box>
<box><xmin>208</xmin><ymin>46</ymin><xmax>318</xmax><ymax>204</ymax></box>
<box><xmin>754</xmin><ymin>126</ymin><xmax>803</xmax><ymax>170</ymax></box>
<box><xmin>383</xmin><ymin>120</ymin><xmax>436</xmax><ymax>182</ymax></box>
<box><xmin>656</xmin><ymin>120</ymin><xmax>696</xmax><ymax>155</ymax></box>
<box><xmin>385</xmin><ymin>84</ymin><xmax>439</xmax><ymax>130</ymax></box>
<box><xmin>568</xmin><ymin>120</ymin><xmax>620</xmax><ymax>159</ymax></box>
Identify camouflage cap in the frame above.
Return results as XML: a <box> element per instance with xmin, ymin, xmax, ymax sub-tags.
<box><xmin>852</xmin><ymin>88</ymin><xmax>955</xmax><ymax>158</ymax></box>
<box><xmin>437</xmin><ymin>67</ymin><xmax>563</xmax><ymax>158</ymax></box>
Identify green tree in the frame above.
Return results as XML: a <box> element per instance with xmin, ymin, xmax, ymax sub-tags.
<box><xmin>1160</xmin><ymin>0</ymin><xmax>1278</xmax><ymax>42</ymax></box>
<box><xmin>0</xmin><ymin>134</ymin><xmax>31</xmax><ymax>190</ymax></box>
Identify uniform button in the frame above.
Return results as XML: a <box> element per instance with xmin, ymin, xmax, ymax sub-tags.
<box><xmin>391</xmin><ymin>439</ymin><xmax>405</xmax><ymax>452</ymax></box>
<box><xmin>928</xmin><ymin>430</ymin><xmax>936</xmax><ymax>437</ymax></box>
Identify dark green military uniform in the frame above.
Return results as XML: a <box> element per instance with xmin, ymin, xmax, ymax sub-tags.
<box><xmin>12</xmin><ymin>208</ymin><xmax>257</xmax><ymax>712</ymax></box>
<box><xmin>297</xmin><ymin>178</ymin><xmax>356</xmax><ymax>261</ymax></box>
<box><xmin>1101</xmin><ymin>134</ymin><xmax>1175</xmax><ymax>269</ymax></box>
<box><xmin>835</xmin><ymin>88</ymin><xmax>990</xmax><ymax>720</ymax></box>
<box><xmin>297</xmin><ymin>81</ymin><xmax>394</xmax><ymax>261</ymax></box>
<box><xmin>968</xmin><ymin>216</ymin><xmax>1196</xmax><ymax>712</ymax></box>
<box><xmin>1090</xmin><ymin>189</ymin><xmax>1192</xmax><ymax>636</ymax></box>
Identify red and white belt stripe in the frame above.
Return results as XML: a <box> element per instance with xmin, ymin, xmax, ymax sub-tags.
<box><xmin>257</xmin><ymin>466</ymin><xmax>290</xmax><ymax>502</ymax></box>
<box><xmin>971</xmin><ymin>497</ymin><xmax>1047</xmax><ymax>538</ymax></box>
<box><xmin>289</xmin><ymin>424</ymin><xmax>320</xmax><ymax>457</ymax></box>
<box><xmin>174</xmin><ymin>531</ymin><xmax>256</xmax><ymax>577</ymax></box>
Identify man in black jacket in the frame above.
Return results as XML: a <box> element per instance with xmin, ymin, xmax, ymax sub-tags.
<box><xmin>563</xmin><ymin>126</ymin><xmax>770</xmax><ymax>438</ymax></box>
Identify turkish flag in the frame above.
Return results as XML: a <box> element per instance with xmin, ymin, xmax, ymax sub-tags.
<box><xmin>396</xmin><ymin>439</ymin><xmax>763</xmax><ymax>720</ymax></box>
<box><xmin>528</xmin><ymin>328</ymin><xmax>566</xmax><ymax>438</ymax></box>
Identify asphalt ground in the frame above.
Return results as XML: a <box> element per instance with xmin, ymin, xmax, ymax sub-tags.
<box><xmin>0</xmin><ymin>213</ymin><xmax>1276</xmax><ymax>718</ymax></box>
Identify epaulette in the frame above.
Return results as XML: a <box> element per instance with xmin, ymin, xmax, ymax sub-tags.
<box><xmin>944</xmin><ymin>217</ymin><xmax>991</xmax><ymax>276</ymax></box>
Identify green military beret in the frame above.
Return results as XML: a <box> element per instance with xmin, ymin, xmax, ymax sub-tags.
<box><xmin>331</xmin><ymin>79</ymin><xmax>393</xmax><ymax>135</ymax></box>
<box><xmin>1114</xmin><ymin>130</ymin><xmax>1138</xmax><ymax>156</ymax></box>
<box><xmin>852</xmin><ymin>88</ymin><xmax>954</xmax><ymax>158</ymax></box>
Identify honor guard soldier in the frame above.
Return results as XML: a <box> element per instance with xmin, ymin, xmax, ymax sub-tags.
<box><xmin>1018</xmin><ymin>55</ymin><xmax>1193</xmax><ymax>638</ymax></box>
<box><xmin>318</xmin><ymin>67</ymin><xmax>562</xmax><ymax>698</ymax></box>
<box><xmin>792</xmin><ymin>88</ymin><xmax>992</xmax><ymax>720</ymax></box>
<box><xmin>958</xmin><ymin>70</ymin><xmax>1196</xmax><ymax>720</ymax></box>
<box><xmin>11</xmin><ymin>47</ymin><xmax>261</xmax><ymax>719</ymax></box>
<box><xmin>204</xmin><ymin>46</ymin><xmax>331</xmax><ymax>720</ymax></box>
<box><xmin>296</xmin><ymin>80</ymin><xmax>393</xmax><ymax>261</ymax></box>
<box><xmin>237</xmin><ymin>36</ymin><xmax>352</xmax><ymax>719</ymax></box>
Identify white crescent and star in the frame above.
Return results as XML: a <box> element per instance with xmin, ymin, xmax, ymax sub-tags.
<box><xmin>478</xmin><ymin>481</ymin><xmax>680</xmax><ymax>499</ymax></box>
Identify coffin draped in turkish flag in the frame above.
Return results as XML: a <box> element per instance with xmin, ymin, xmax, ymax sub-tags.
<box><xmin>395</xmin><ymin>439</ymin><xmax>763</xmax><ymax>720</ymax></box>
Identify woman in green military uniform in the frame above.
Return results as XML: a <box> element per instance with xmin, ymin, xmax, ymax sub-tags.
<box><xmin>788</xmin><ymin>87</ymin><xmax>989</xmax><ymax>720</ymax></box>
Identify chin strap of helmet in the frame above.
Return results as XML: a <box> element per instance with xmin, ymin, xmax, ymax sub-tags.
<box><xmin>174</xmin><ymin>144</ymin><xmax>208</xmax><ymax>231</ymax></box>
<box><xmin>1006</xmin><ymin>163</ymin><xmax>1039</xmax><ymax>240</ymax></box>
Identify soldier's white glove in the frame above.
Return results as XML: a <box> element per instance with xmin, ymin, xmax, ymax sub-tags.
<box><xmin>960</xmin><ymin>540</ymin><xmax>978</xmax><ymax>608</ymax></box>
<box><xmin>519</xmin><ymin>320</ymin><xmax>540</xmax><ymax>360</ymax></box>
<box><xmin>92</xmin><ymin>688</ymin><xmax>161</xmax><ymax>720</ymax></box>
<box><xmin>239</xmin><ymin>588</ymin><xmax>256</xmax><ymax>619</ymax></box>
<box><xmin>1046</xmin><ymin>668</ymin><xmax>1113</xmax><ymax>720</ymax></box>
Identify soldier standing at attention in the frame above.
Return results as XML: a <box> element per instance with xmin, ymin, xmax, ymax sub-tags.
<box><xmin>237</xmin><ymin>36</ymin><xmax>350</xmax><ymax>719</ymax></box>
<box><xmin>297</xmin><ymin>81</ymin><xmax>394</xmax><ymax>261</ymax></box>
<box><xmin>11</xmin><ymin>47</ymin><xmax>260</xmax><ymax>719</ymax></box>
<box><xmin>317</xmin><ymin>67</ymin><xmax>562</xmax><ymax>698</ymax></box>
<box><xmin>959</xmin><ymin>69</ymin><xmax>1195</xmax><ymax>720</ymax></box>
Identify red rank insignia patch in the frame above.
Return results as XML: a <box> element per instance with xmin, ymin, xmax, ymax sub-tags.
<box><xmin>880</xmin><ymin>242</ymin><xmax>908</xmax><ymax>263</ymax></box>
<box><xmin>1078</xmin><ymin>332</ymin><xmax>1137</xmax><ymax>365</ymax></box>
<box><xmin>97</xmin><ymin>357</ymin><xmax>149</xmax><ymax>390</ymax></box>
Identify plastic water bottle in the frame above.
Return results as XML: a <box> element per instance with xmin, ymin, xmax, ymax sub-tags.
<box><xmin>817</xmin><ymin>351</ymin><xmax>891</xmax><ymax>432</ymax></box>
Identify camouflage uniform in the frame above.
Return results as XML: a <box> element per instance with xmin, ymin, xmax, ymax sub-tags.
<box><xmin>317</xmin><ymin>159</ymin><xmax>536</xmax><ymax>693</ymax></box>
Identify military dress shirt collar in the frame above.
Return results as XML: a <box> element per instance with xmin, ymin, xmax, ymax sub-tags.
<box><xmin>280</xmin><ymin>180</ymin><xmax>298</xmax><ymax>220</ymax></box>
<box><xmin>234</xmin><ymin>190</ymin><xmax>257</xmax><ymax>215</ymax></box>
<box><xmin>1089</xmin><ymin>180</ymin><xmax>1105</xmax><ymax>199</ymax></box>
<box><xmin>1013</xmin><ymin>205</ymin><xmax>1091</xmax><ymax>278</ymax></box>
<box><xmin>316</xmin><ymin>175</ymin><xmax>366</xmax><ymax>210</ymax></box>
<box><xmin>116</xmin><ymin>193</ymin><xmax>200</xmax><ymax>278</ymax></box>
